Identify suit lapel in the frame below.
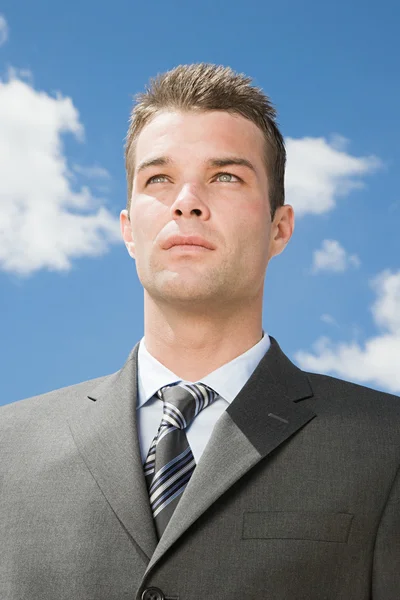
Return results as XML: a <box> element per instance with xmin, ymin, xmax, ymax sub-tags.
<box><xmin>145</xmin><ymin>337</ymin><xmax>316</xmax><ymax>573</ymax></box>
<box><xmin>67</xmin><ymin>336</ymin><xmax>316</xmax><ymax>569</ymax></box>
<box><xmin>67</xmin><ymin>344</ymin><xmax>158</xmax><ymax>560</ymax></box>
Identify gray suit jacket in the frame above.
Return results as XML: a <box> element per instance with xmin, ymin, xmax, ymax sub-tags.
<box><xmin>1</xmin><ymin>336</ymin><xmax>400</xmax><ymax>600</ymax></box>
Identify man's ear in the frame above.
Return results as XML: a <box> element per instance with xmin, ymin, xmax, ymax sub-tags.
<box><xmin>120</xmin><ymin>210</ymin><xmax>136</xmax><ymax>259</ymax></box>
<box><xmin>269</xmin><ymin>205</ymin><xmax>295</xmax><ymax>259</ymax></box>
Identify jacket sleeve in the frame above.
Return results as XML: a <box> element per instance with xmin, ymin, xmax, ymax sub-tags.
<box><xmin>372</xmin><ymin>461</ymin><xmax>400</xmax><ymax>599</ymax></box>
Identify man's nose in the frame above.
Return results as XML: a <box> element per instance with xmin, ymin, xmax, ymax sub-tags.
<box><xmin>170</xmin><ymin>183</ymin><xmax>210</xmax><ymax>218</ymax></box>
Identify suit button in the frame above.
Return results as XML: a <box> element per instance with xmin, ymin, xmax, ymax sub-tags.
<box><xmin>141</xmin><ymin>587</ymin><xmax>165</xmax><ymax>600</ymax></box>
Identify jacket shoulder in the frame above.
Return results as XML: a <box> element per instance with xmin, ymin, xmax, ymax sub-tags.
<box><xmin>0</xmin><ymin>372</ymin><xmax>116</xmax><ymax>423</ymax></box>
<box><xmin>306</xmin><ymin>370</ymin><xmax>399</xmax><ymax>399</ymax></box>
<box><xmin>305</xmin><ymin>370</ymin><xmax>400</xmax><ymax>417</ymax></box>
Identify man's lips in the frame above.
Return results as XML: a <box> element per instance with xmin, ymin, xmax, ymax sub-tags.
<box><xmin>162</xmin><ymin>235</ymin><xmax>215</xmax><ymax>250</ymax></box>
<box><xmin>168</xmin><ymin>244</ymin><xmax>210</xmax><ymax>251</ymax></box>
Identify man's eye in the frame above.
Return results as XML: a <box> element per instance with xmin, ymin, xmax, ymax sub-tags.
<box><xmin>147</xmin><ymin>175</ymin><xmax>169</xmax><ymax>185</ymax></box>
<box><xmin>215</xmin><ymin>172</ymin><xmax>240</xmax><ymax>183</ymax></box>
<box><xmin>145</xmin><ymin>172</ymin><xmax>241</xmax><ymax>185</ymax></box>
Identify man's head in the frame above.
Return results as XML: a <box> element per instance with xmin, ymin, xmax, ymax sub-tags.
<box><xmin>121</xmin><ymin>63</ymin><xmax>294</xmax><ymax>314</ymax></box>
<box><xmin>124</xmin><ymin>63</ymin><xmax>286</xmax><ymax>220</ymax></box>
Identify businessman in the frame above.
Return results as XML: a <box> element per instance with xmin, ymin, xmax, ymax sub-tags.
<box><xmin>1</xmin><ymin>63</ymin><xmax>400</xmax><ymax>600</ymax></box>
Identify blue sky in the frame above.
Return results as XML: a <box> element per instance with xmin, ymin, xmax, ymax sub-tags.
<box><xmin>1</xmin><ymin>0</ymin><xmax>399</xmax><ymax>405</ymax></box>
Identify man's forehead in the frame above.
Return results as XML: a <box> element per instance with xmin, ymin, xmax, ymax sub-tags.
<box><xmin>137</xmin><ymin>109</ymin><xmax>263</xmax><ymax>138</ymax></box>
<box><xmin>134</xmin><ymin>110</ymin><xmax>266</xmax><ymax>169</ymax></box>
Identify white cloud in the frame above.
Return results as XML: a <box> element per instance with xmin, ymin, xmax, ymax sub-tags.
<box><xmin>72</xmin><ymin>164</ymin><xmax>111</xmax><ymax>179</ymax></box>
<box><xmin>312</xmin><ymin>239</ymin><xmax>361</xmax><ymax>273</ymax></box>
<box><xmin>0</xmin><ymin>15</ymin><xmax>8</xmax><ymax>47</ymax></box>
<box><xmin>0</xmin><ymin>70</ymin><xmax>121</xmax><ymax>277</ymax></box>
<box><xmin>320</xmin><ymin>314</ymin><xmax>338</xmax><ymax>326</ymax></box>
<box><xmin>348</xmin><ymin>254</ymin><xmax>361</xmax><ymax>268</ymax></box>
<box><xmin>371</xmin><ymin>270</ymin><xmax>400</xmax><ymax>334</ymax></box>
<box><xmin>294</xmin><ymin>270</ymin><xmax>400</xmax><ymax>394</ymax></box>
<box><xmin>285</xmin><ymin>136</ymin><xmax>381</xmax><ymax>217</ymax></box>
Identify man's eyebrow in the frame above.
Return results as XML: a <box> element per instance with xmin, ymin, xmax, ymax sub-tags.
<box><xmin>135</xmin><ymin>156</ymin><xmax>257</xmax><ymax>175</ymax></box>
<box><xmin>207</xmin><ymin>157</ymin><xmax>257</xmax><ymax>173</ymax></box>
<box><xmin>136</xmin><ymin>156</ymin><xmax>172</xmax><ymax>175</ymax></box>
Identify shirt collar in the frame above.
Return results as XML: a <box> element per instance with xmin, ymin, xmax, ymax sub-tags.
<box><xmin>136</xmin><ymin>330</ymin><xmax>271</xmax><ymax>408</ymax></box>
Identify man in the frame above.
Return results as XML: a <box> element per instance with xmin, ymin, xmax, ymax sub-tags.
<box><xmin>1</xmin><ymin>63</ymin><xmax>399</xmax><ymax>600</ymax></box>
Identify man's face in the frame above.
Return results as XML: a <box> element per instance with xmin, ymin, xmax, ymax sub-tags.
<box><xmin>121</xmin><ymin>110</ymin><xmax>289</xmax><ymax>310</ymax></box>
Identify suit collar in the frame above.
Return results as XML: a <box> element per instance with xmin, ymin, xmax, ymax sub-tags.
<box><xmin>136</xmin><ymin>330</ymin><xmax>271</xmax><ymax>408</ymax></box>
<box><xmin>67</xmin><ymin>336</ymin><xmax>316</xmax><ymax>568</ymax></box>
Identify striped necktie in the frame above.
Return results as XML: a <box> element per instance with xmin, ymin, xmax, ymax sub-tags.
<box><xmin>143</xmin><ymin>382</ymin><xmax>218</xmax><ymax>540</ymax></box>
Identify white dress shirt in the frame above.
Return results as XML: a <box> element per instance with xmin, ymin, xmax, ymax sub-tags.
<box><xmin>136</xmin><ymin>330</ymin><xmax>271</xmax><ymax>465</ymax></box>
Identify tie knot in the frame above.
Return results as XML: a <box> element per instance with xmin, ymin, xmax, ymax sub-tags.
<box><xmin>157</xmin><ymin>382</ymin><xmax>218</xmax><ymax>430</ymax></box>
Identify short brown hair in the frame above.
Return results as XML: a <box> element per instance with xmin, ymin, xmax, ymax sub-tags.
<box><xmin>124</xmin><ymin>63</ymin><xmax>286</xmax><ymax>219</ymax></box>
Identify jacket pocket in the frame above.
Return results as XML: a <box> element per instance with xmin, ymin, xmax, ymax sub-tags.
<box><xmin>242</xmin><ymin>511</ymin><xmax>354</xmax><ymax>543</ymax></box>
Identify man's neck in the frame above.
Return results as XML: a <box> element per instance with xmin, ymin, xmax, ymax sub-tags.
<box><xmin>143</xmin><ymin>300</ymin><xmax>264</xmax><ymax>381</ymax></box>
